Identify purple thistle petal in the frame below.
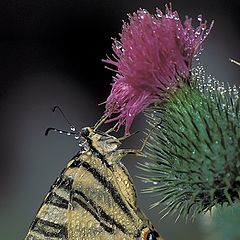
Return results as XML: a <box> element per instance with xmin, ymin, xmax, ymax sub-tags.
<box><xmin>104</xmin><ymin>5</ymin><xmax>213</xmax><ymax>134</ymax></box>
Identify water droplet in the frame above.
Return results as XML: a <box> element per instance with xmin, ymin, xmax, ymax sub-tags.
<box><xmin>71</xmin><ymin>126</ymin><xmax>76</xmax><ymax>131</ymax></box>
<box><xmin>115</xmin><ymin>40</ymin><xmax>122</xmax><ymax>50</ymax></box>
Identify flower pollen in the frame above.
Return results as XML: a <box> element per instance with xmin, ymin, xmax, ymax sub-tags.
<box><xmin>104</xmin><ymin>5</ymin><xmax>213</xmax><ymax>134</ymax></box>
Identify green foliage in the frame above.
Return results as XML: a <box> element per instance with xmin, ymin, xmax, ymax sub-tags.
<box><xmin>140</xmin><ymin>71</ymin><xmax>240</xmax><ymax>220</ymax></box>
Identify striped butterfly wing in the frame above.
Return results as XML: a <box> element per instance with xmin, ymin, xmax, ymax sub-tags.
<box><xmin>68</xmin><ymin>149</ymin><xmax>144</xmax><ymax>239</ymax></box>
<box><xmin>25</xmin><ymin>154</ymin><xmax>140</xmax><ymax>239</ymax></box>
<box><xmin>24</xmin><ymin>154</ymin><xmax>80</xmax><ymax>240</ymax></box>
<box><xmin>68</xmin><ymin>153</ymin><xmax>116</xmax><ymax>239</ymax></box>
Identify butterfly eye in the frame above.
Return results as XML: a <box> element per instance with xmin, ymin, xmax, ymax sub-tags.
<box><xmin>81</xmin><ymin>127</ymin><xmax>90</xmax><ymax>137</ymax></box>
<box><xmin>146</xmin><ymin>230</ymin><xmax>160</xmax><ymax>240</ymax></box>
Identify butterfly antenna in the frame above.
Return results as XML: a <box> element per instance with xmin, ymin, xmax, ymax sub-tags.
<box><xmin>52</xmin><ymin>106</ymin><xmax>79</xmax><ymax>133</ymax></box>
<box><xmin>45</xmin><ymin>127</ymin><xmax>76</xmax><ymax>136</ymax></box>
<box><xmin>230</xmin><ymin>58</ymin><xmax>240</xmax><ymax>66</ymax></box>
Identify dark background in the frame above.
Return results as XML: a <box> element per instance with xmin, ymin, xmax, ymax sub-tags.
<box><xmin>0</xmin><ymin>0</ymin><xmax>239</xmax><ymax>239</ymax></box>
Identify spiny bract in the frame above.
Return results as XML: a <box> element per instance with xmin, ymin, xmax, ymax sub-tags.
<box><xmin>140</xmin><ymin>67</ymin><xmax>240</xmax><ymax>220</ymax></box>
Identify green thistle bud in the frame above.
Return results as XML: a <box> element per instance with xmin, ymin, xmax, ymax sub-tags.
<box><xmin>140</xmin><ymin>67</ymin><xmax>240</xmax><ymax>220</ymax></box>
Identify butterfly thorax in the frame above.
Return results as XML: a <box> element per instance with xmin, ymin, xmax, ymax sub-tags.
<box><xmin>80</xmin><ymin>127</ymin><xmax>121</xmax><ymax>155</ymax></box>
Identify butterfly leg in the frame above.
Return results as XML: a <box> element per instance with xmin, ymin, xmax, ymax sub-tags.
<box><xmin>105</xmin><ymin>122</ymin><xmax>119</xmax><ymax>134</ymax></box>
<box><xmin>93</xmin><ymin>115</ymin><xmax>108</xmax><ymax>130</ymax></box>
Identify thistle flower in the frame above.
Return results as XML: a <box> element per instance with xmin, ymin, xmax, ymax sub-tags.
<box><xmin>104</xmin><ymin>5</ymin><xmax>213</xmax><ymax>134</ymax></box>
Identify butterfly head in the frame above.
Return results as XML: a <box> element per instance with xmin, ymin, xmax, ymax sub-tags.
<box><xmin>80</xmin><ymin>127</ymin><xmax>121</xmax><ymax>154</ymax></box>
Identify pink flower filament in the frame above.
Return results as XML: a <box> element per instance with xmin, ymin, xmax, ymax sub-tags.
<box><xmin>104</xmin><ymin>5</ymin><xmax>213</xmax><ymax>134</ymax></box>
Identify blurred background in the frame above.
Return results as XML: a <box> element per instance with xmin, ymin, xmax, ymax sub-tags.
<box><xmin>0</xmin><ymin>0</ymin><xmax>239</xmax><ymax>239</ymax></box>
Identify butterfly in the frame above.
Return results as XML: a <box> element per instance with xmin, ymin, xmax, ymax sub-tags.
<box><xmin>24</xmin><ymin>111</ymin><xmax>163</xmax><ymax>240</ymax></box>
